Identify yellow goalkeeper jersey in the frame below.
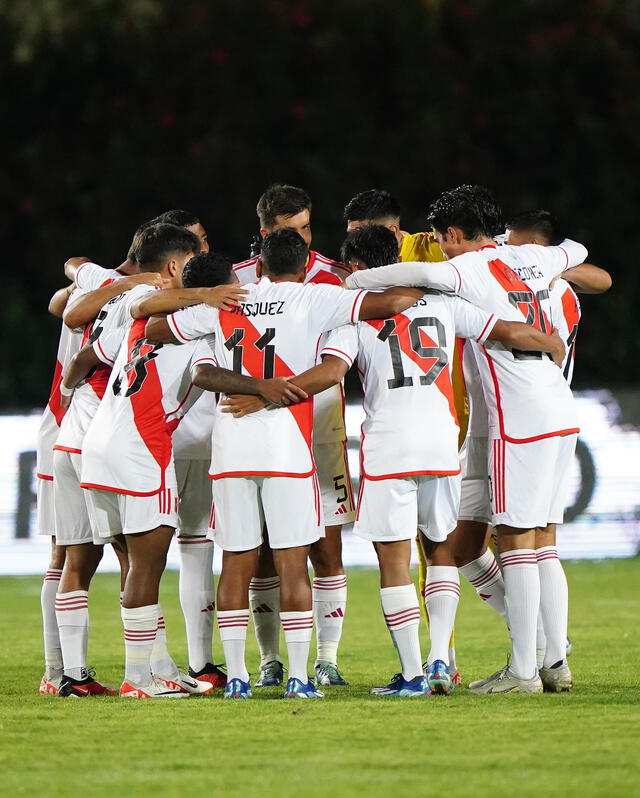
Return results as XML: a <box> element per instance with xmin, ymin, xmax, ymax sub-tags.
<box><xmin>400</xmin><ymin>231</ymin><xmax>468</xmax><ymax>447</ymax></box>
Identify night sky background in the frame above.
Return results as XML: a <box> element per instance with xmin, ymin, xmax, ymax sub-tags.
<box><xmin>2</xmin><ymin>0</ymin><xmax>638</xmax><ymax>408</ymax></box>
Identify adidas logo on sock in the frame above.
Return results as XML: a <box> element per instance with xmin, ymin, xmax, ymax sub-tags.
<box><xmin>324</xmin><ymin>608</ymin><xmax>344</xmax><ymax>618</ymax></box>
<box><xmin>200</xmin><ymin>603</ymin><xmax>215</xmax><ymax>613</ymax></box>
<box><xmin>253</xmin><ymin>604</ymin><xmax>273</xmax><ymax>614</ymax></box>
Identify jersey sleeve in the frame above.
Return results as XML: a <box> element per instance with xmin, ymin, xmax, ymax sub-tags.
<box><xmin>189</xmin><ymin>334</ymin><xmax>218</xmax><ymax>371</ymax></box>
<box><xmin>167</xmin><ymin>304</ymin><xmax>219</xmax><ymax>342</ymax></box>
<box><xmin>523</xmin><ymin>239</ymin><xmax>588</xmax><ymax>282</ymax></box>
<box><xmin>445</xmin><ymin>296</ymin><xmax>497</xmax><ymax>344</ymax></box>
<box><xmin>308</xmin><ymin>284</ymin><xmax>368</xmax><ymax>332</ymax></box>
<box><xmin>74</xmin><ymin>262</ymin><xmax>116</xmax><ymax>290</ymax></box>
<box><xmin>345</xmin><ymin>261</ymin><xmax>459</xmax><ymax>293</ymax></box>
<box><xmin>92</xmin><ymin>326</ymin><xmax>122</xmax><ymax>365</ymax></box>
<box><xmin>319</xmin><ymin>325</ymin><xmax>359</xmax><ymax>367</ymax></box>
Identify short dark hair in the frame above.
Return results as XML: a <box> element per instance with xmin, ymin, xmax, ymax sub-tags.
<box><xmin>427</xmin><ymin>184</ymin><xmax>503</xmax><ymax>240</ymax></box>
<box><xmin>260</xmin><ymin>229</ymin><xmax>308</xmax><ymax>276</ymax></box>
<box><xmin>135</xmin><ymin>223</ymin><xmax>201</xmax><ymax>272</ymax></box>
<box><xmin>182</xmin><ymin>252</ymin><xmax>233</xmax><ymax>288</ymax></box>
<box><xmin>257</xmin><ymin>184</ymin><xmax>311</xmax><ymax>229</ymax></box>
<box><xmin>343</xmin><ymin>189</ymin><xmax>401</xmax><ymax>223</ymax></box>
<box><xmin>158</xmin><ymin>209</ymin><xmax>201</xmax><ymax>228</ymax></box>
<box><xmin>127</xmin><ymin>215</ymin><xmax>165</xmax><ymax>263</ymax></box>
<box><xmin>507</xmin><ymin>210</ymin><xmax>564</xmax><ymax>246</ymax></box>
<box><xmin>340</xmin><ymin>225</ymin><xmax>399</xmax><ymax>270</ymax></box>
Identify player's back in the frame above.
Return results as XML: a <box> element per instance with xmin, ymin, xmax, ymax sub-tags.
<box><xmin>233</xmin><ymin>250</ymin><xmax>349</xmax><ymax>286</ymax></box>
<box><xmin>454</xmin><ymin>243</ymin><xmax>580</xmax><ymax>442</ymax></box>
<box><xmin>549</xmin><ymin>278</ymin><xmax>581</xmax><ymax>384</ymax></box>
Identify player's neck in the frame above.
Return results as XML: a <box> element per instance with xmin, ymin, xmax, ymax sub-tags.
<box><xmin>458</xmin><ymin>236</ymin><xmax>495</xmax><ymax>254</ymax></box>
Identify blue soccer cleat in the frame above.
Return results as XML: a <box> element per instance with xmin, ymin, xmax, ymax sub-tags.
<box><xmin>370</xmin><ymin>674</ymin><xmax>430</xmax><ymax>698</ymax></box>
<box><xmin>223</xmin><ymin>678</ymin><xmax>252</xmax><ymax>699</ymax></box>
<box><xmin>283</xmin><ymin>677</ymin><xmax>324</xmax><ymax>699</ymax></box>
<box><xmin>425</xmin><ymin>659</ymin><xmax>454</xmax><ymax>695</ymax></box>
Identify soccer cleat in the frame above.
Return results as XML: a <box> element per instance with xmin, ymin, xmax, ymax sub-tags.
<box><xmin>451</xmin><ymin>669</ymin><xmax>462</xmax><ymax>687</ymax></box>
<box><xmin>284</xmin><ymin>677</ymin><xmax>324</xmax><ymax>698</ymax></box>
<box><xmin>468</xmin><ymin>665</ymin><xmax>543</xmax><ymax>694</ymax></box>
<box><xmin>425</xmin><ymin>659</ymin><xmax>454</xmax><ymax>695</ymax></box>
<box><xmin>39</xmin><ymin>671</ymin><xmax>63</xmax><ymax>696</ymax></box>
<box><xmin>539</xmin><ymin>662</ymin><xmax>573</xmax><ymax>692</ymax></box>
<box><xmin>188</xmin><ymin>662</ymin><xmax>227</xmax><ymax>689</ymax></box>
<box><xmin>119</xmin><ymin>676</ymin><xmax>190</xmax><ymax>698</ymax></box>
<box><xmin>155</xmin><ymin>669</ymin><xmax>214</xmax><ymax>695</ymax></box>
<box><xmin>315</xmin><ymin>661</ymin><xmax>349</xmax><ymax>686</ymax></box>
<box><xmin>223</xmin><ymin>678</ymin><xmax>252</xmax><ymax>699</ymax></box>
<box><xmin>59</xmin><ymin>673</ymin><xmax>118</xmax><ymax>697</ymax></box>
<box><xmin>254</xmin><ymin>659</ymin><xmax>284</xmax><ymax>687</ymax></box>
<box><xmin>371</xmin><ymin>674</ymin><xmax>430</xmax><ymax>698</ymax></box>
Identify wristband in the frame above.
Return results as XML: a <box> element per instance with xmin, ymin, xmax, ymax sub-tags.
<box><xmin>59</xmin><ymin>383</ymin><xmax>74</xmax><ymax>397</ymax></box>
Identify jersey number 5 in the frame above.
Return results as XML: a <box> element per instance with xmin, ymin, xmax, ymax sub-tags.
<box><xmin>377</xmin><ymin>316</ymin><xmax>448</xmax><ymax>389</ymax></box>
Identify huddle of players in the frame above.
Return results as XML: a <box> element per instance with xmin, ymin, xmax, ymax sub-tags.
<box><xmin>37</xmin><ymin>183</ymin><xmax>611</xmax><ymax>699</ymax></box>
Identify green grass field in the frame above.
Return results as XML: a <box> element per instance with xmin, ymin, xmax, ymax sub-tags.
<box><xmin>1</xmin><ymin>559</ymin><xmax>639</xmax><ymax>798</ymax></box>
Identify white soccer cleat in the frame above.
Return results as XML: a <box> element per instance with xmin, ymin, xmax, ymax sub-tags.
<box><xmin>155</xmin><ymin>670</ymin><xmax>214</xmax><ymax>695</ymax></box>
<box><xmin>468</xmin><ymin>665</ymin><xmax>543</xmax><ymax>694</ymax></box>
<box><xmin>119</xmin><ymin>676</ymin><xmax>190</xmax><ymax>698</ymax></box>
<box><xmin>39</xmin><ymin>670</ymin><xmax>63</xmax><ymax>696</ymax></box>
<box><xmin>539</xmin><ymin>662</ymin><xmax>573</xmax><ymax>692</ymax></box>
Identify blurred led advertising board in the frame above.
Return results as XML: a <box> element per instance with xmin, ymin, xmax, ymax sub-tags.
<box><xmin>1</xmin><ymin>390</ymin><xmax>638</xmax><ymax>574</ymax></box>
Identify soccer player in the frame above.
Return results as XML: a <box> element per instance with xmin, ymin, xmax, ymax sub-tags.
<box><xmin>158</xmin><ymin>209</ymin><xmax>211</xmax><ymax>253</ymax></box>
<box><xmin>343</xmin><ymin>188</ymin><xmax>465</xmax><ymax>680</ymax></box>
<box><xmin>234</xmin><ymin>185</ymin><xmax>354</xmax><ymax>687</ymax></box>
<box><xmin>345</xmin><ymin>185</ymin><xmax>595</xmax><ymax>693</ymax></box>
<box><xmin>37</xmin><ymin>253</ymin><xmax>160</xmax><ymax>695</ymax></box>
<box><xmin>276</xmin><ymin>225</ymin><xmax>565</xmax><ymax>696</ymax></box>
<box><xmin>79</xmin><ymin>233</ymin><xmax>251</xmax><ymax>698</ymax></box>
<box><xmin>144</xmin><ymin>228</ymin><xmax>423</xmax><ymax>698</ymax></box>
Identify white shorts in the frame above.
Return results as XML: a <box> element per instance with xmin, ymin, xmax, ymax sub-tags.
<box><xmin>36</xmin><ymin>475</ymin><xmax>55</xmax><ymax>537</ymax></box>
<box><xmin>355</xmin><ymin>473</ymin><xmax>461</xmax><ymax>543</ymax></box>
<box><xmin>52</xmin><ymin>450</ymin><xmax>106</xmax><ymax>546</ymax></box>
<box><xmin>209</xmin><ymin>474</ymin><xmax>322</xmax><ymax>551</ymax></box>
<box><xmin>489</xmin><ymin>433</ymin><xmax>577</xmax><ymax>529</ymax></box>
<box><xmin>175</xmin><ymin>459</ymin><xmax>212</xmax><ymax>537</ymax></box>
<box><xmin>87</xmin><ymin>463</ymin><xmax>179</xmax><ymax>538</ymax></box>
<box><xmin>313</xmin><ymin>441</ymin><xmax>356</xmax><ymax>526</ymax></box>
<box><xmin>458</xmin><ymin>436</ymin><xmax>491</xmax><ymax>524</ymax></box>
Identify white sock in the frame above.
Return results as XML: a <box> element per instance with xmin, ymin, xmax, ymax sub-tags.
<box><xmin>41</xmin><ymin>569</ymin><xmax>63</xmax><ymax>675</ymax></box>
<box><xmin>281</xmin><ymin>611</ymin><xmax>313</xmax><ymax>683</ymax></box>
<box><xmin>55</xmin><ymin>590</ymin><xmax>89</xmax><ymax>680</ymax></box>
<box><xmin>150</xmin><ymin>607</ymin><xmax>179</xmax><ymax>679</ymax></box>
<box><xmin>380</xmin><ymin>585</ymin><xmax>422</xmax><ymax>681</ymax></box>
<box><xmin>218</xmin><ymin>609</ymin><xmax>250</xmax><ymax>682</ymax></box>
<box><xmin>536</xmin><ymin>610</ymin><xmax>547</xmax><ymax>669</ymax></box>
<box><xmin>459</xmin><ymin>549</ymin><xmax>507</xmax><ymax>618</ymax></box>
<box><xmin>537</xmin><ymin>546</ymin><xmax>568</xmax><ymax>668</ymax></box>
<box><xmin>424</xmin><ymin>567</ymin><xmax>460</xmax><ymax>666</ymax></box>
<box><xmin>178</xmin><ymin>536</ymin><xmax>215</xmax><ymax>672</ymax></box>
<box><xmin>249</xmin><ymin>577</ymin><xmax>281</xmax><ymax>666</ymax></box>
<box><xmin>122</xmin><ymin>603</ymin><xmax>158</xmax><ymax>684</ymax></box>
<box><xmin>312</xmin><ymin>575</ymin><xmax>347</xmax><ymax>665</ymax></box>
<box><xmin>501</xmin><ymin>550</ymin><xmax>540</xmax><ymax>680</ymax></box>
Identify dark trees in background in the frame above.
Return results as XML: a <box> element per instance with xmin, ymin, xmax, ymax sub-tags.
<box><xmin>1</xmin><ymin>0</ymin><xmax>638</xmax><ymax>407</ymax></box>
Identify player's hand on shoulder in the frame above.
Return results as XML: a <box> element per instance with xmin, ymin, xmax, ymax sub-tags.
<box><xmin>122</xmin><ymin>272</ymin><xmax>164</xmax><ymax>289</ymax></box>
<box><xmin>258</xmin><ymin>377</ymin><xmax>308</xmax><ymax>406</ymax></box>
<box><xmin>201</xmin><ymin>284</ymin><xmax>249</xmax><ymax>310</ymax></box>
<box><xmin>220</xmin><ymin>394</ymin><xmax>267</xmax><ymax>417</ymax></box>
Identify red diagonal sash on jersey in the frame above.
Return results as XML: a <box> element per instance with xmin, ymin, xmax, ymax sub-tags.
<box><xmin>218</xmin><ymin>310</ymin><xmax>314</xmax><ymax>453</ymax></box>
<box><xmin>47</xmin><ymin>359</ymin><xmax>67</xmax><ymax>426</ymax></box>
<box><xmin>487</xmin><ymin>258</ymin><xmax>551</xmax><ymax>332</ymax></box>
<box><xmin>365</xmin><ymin>314</ymin><xmax>458</xmax><ymax>422</ymax></box>
<box><xmin>126</xmin><ymin>319</ymin><xmax>172</xmax><ymax>475</ymax></box>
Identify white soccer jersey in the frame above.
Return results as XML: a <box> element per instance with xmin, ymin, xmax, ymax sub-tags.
<box><xmin>462</xmin><ymin>340</ymin><xmax>489</xmax><ymax>438</ymax></box>
<box><xmin>549</xmin><ymin>278</ymin><xmax>581</xmax><ymax>385</ymax></box>
<box><xmin>234</xmin><ymin>250</ymin><xmax>351</xmax><ymax>444</ymax></box>
<box><xmin>346</xmin><ymin>240</ymin><xmax>587</xmax><ymax>442</ymax></box>
<box><xmin>36</xmin><ymin>264</ymin><xmax>120</xmax><ymax>478</ymax></box>
<box><xmin>322</xmin><ymin>294</ymin><xmax>496</xmax><ymax>478</ymax></box>
<box><xmin>81</xmin><ymin>319</ymin><xmax>216</xmax><ymax>496</ymax></box>
<box><xmin>173</xmin><ymin>391</ymin><xmax>215</xmax><ymax>460</ymax></box>
<box><xmin>53</xmin><ymin>283</ymin><xmax>152</xmax><ymax>453</ymax></box>
<box><xmin>167</xmin><ymin>277</ymin><xmax>368</xmax><ymax>478</ymax></box>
